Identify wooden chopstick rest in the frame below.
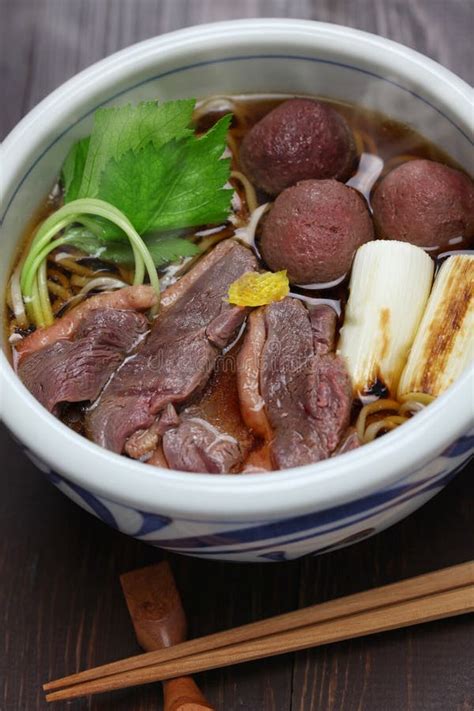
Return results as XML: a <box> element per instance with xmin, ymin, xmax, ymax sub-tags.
<box><xmin>121</xmin><ymin>562</ymin><xmax>214</xmax><ymax>711</ymax></box>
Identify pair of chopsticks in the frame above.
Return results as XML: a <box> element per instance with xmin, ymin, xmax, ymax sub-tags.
<box><xmin>44</xmin><ymin>561</ymin><xmax>473</xmax><ymax>703</ymax></box>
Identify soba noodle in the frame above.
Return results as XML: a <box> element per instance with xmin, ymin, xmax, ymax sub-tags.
<box><xmin>230</xmin><ymin>170</ymin><xmax>258</xmax><ymax>213</ymax></box>
<box><xmin>53</xmin><ymin>256</ymin><xmax>98</xmax><ymax>277</ymax></box>
<box><xmin>356</xmin><ymin>392</ymin><xmax>436</xmax><ymax>443</ymax></box>
<box><xmin>193</xmin><ymin>95</ymin><xmax>249</xmax><ymax>126</ymax></box>
<box><xmin>46</xmin><ymin>280</ymin><xmax>71</xmax><ymax>301</ymax></box>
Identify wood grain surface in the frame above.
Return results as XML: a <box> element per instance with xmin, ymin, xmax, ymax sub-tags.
<box><xmin>1</xmin><ymin>1</ymin><xmax>473</xmax><ymax>710</ymax></box>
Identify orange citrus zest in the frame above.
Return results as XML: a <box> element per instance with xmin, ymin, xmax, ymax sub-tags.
<box><xmin>228</xmin><ymin>270</ymin><xmax>289</xmax><ymax>307</ymax></box>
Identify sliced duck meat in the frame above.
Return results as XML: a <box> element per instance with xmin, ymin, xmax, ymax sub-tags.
<box><xmin>260</xmin><ymin>297</ymin><xmax>324</xmax><ymax>468</ymax></box>
<box><xmin>163</xmin><ymin>415</ymin><xmax>243</xmax><ymax>474</ymax></box>
<box><xmin>236</xmin><ymin>308</ymin><xmax>272</xmax><ymax>439</ymax></box>
<box><xmin>18</xmin><ymin>308</ymin><xmax>149</xmax><ymax>414</ymax></box>
<box><xmin>309</xmin><ymin>304</ymin><xmax>338</xmax><ymax>355</ymax></box>
<box><xmin>157</xmin><ymin>238</ymin><xmax>250</xmax><ymax>312</ymax></box>
<box><xmin>237</xmin><ymin>296</ymin><xmax>352</xmax><ymax>470</ymax></box>
<box><xmin>157</xmin><ymin>343</ymin><xmax>256</xmax><ymax>473</ymax></box>
<box><xmin>86</xmin><ymin>240</ymin><xmax>257</xmax><ymax>453</ymax></box>
<box><xmin>304</xmin><ymin>353</ymin><xmax>354</xmax><ymax>454</ymax></box>
<box><xmin>15</xmin><ymin>285</ymin><xmax>157</xmax><ymax>363</ymax></box>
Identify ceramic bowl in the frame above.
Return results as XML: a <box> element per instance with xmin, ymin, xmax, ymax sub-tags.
<box><xmin>1</xmin><ymin>19</ymin><xmax>473</xmax><ymax>561</ymax></box>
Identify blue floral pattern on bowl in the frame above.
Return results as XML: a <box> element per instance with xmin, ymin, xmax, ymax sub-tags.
<box><xmin>23</xmin><ymin>432</ymin><xmax>473</xmax><ymax>562</ymax></box>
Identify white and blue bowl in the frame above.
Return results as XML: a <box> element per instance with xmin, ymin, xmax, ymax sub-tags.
<box><xmin>1</xmin><ymin>20</ymin><xmax>473</xmax><ymax>562</ymax></box>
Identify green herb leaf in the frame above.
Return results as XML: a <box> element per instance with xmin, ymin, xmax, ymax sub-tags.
<box><xmin>78</xmin><ymin>100</ymin><xmax>196</xmax><ymax>198</ymax></box>
<box><xmin>96</xmin><ymin>114</ymin><xmax>233</xmax><ymax>233</ymax></box>
<box><xmin>145</xmin><ymin>235</ymin><xmax>200</xmax><ymax>266</ymax></box>
<box><xmin>64</xmin><ymin>227</ymin><xmax>200</xmax><ymax>267</ymax></box>
<box><xmin>61</xmin><ymin>137</ymin><xmax>90</xmax><ymax>202</ymax></box>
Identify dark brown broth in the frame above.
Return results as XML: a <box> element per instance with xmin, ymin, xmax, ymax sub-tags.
<box><xmin>6</xmin><ymin>94</ymin><xmax>470</xmax><ymax>459</ymax></box>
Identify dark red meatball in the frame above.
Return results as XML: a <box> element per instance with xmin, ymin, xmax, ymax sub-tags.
<box><xmin>260</xmin><ymin>180</ymin><xmax>374</xmax><ymax>285</ymax></box>
<box><xmin>372</xmin><ymin>159</ymin><xmax>474</xmax><ymax>249</ymax></box>
<box><xmin>240</xmin><ymin>99</ymin><xmax>357</xmax><ymax>196</ymax></box>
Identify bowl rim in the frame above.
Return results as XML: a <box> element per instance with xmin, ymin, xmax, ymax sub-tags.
<box><xmin>1</xmin><ymin>18</ymin><xmax>473</xmax><ymax>521</ymax></box>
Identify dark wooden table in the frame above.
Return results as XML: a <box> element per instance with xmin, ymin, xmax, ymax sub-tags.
<box><xmin>1</xmin><ymin>2</ymin><xmax>473</xmax><ymax>710</ymax></box>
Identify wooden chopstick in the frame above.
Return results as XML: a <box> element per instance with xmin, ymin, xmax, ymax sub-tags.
<box><xmin>44</xmin><ymin>561</ymin><xmax>473</xmax><ymax>693</ymax></box>
<box><xmin>44</xmin><ymin>561</ymin><xmax>474</xmax><ymax>702</ymax></box>
<box><xmin>45</xmin><ymin>582</ymin><xmax>474</xmax><ymax>702</ymax></box>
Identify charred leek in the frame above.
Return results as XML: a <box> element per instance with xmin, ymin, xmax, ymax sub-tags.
<box><xmin>398</xmin><ymin>254</ymin><xmax>474</xmax><ymax>397</ymax></box>
<box><xmin>337</xmin><ymin>241</ymin><xmax>434</xmax><ymax>397</ymax></box>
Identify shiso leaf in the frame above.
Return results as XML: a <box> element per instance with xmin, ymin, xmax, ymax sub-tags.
<box><xmin>62</xmin><ymin>137</ymin><xmax>90</xmax><ymax>203</ymax></box>
<box><xmin>64</xmin><ymin>227</ymin><xmax>200</xmax><ymax>267</ymax></box>
<box><xmin>78</xmin><ymin>100</ymin><xmax>196</xmax><ymax>199</ymax></box>
<box><xmin>95</xmin><ymin>114</ymin><xmax>233</xmax><ymax>233</ymax></box>
<box><xmin>145</xmin><ymin>235</ymin><xmax>200</xmax><ymax>266</ymax></box>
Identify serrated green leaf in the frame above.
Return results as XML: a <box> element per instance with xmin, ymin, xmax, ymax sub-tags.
<box><xmin>61</xmin><ymin>137</ymin><xmax>90</xmax><ymax>203</ymax></box>
<box><xmin>96</xmin><ymin>114</ymin><xmax>233</xmax><ymax>233</ymax></box>
<box><xmin>79</xmin><ymin>100</ymin><xmax>196</xmax><ymax>198</ymax></box>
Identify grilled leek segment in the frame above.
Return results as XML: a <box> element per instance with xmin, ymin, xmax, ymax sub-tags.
<box><xmin>337</xmin><ymin>240</ymin><xmax>434</xmax><ymax>396</ymax></box>
<box><xmin>398</xmin><ymin>254</ymin><xmax>474</xmax><ymax>397</ymax></box>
